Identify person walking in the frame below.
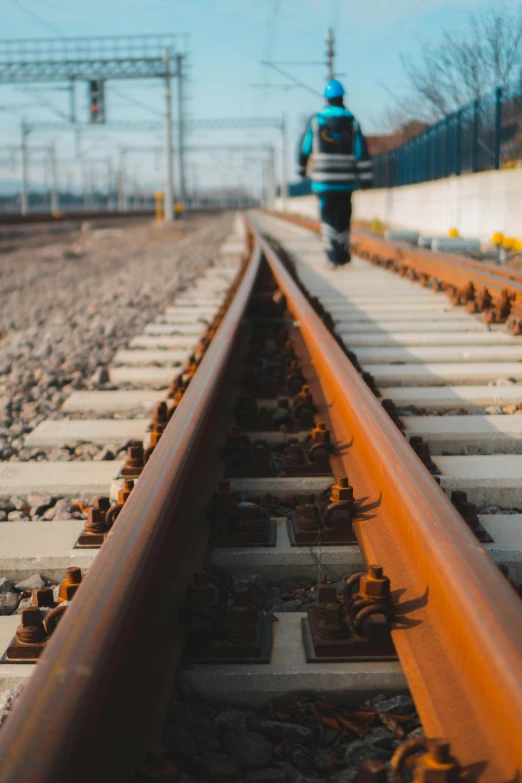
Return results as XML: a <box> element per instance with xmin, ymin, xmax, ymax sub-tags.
<box><xmin>297</xmin><ymin>79</ymin><xmax>373</xmax><ymax>266</ymax></box>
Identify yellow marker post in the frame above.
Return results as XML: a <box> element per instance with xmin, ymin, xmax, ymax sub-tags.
<box><xmin>155</xmin><ymin>191</ymin><xmax>165</xmax><ymax>223</ymax></box>
<box><xmin>491</xmin><ymin>232</ymin><xmax>504</xmax><ymax>266</ymax></box>
<box><xmin>174</xmin><ymin>202</ymin><xmax>185</xmax><ymax>221</ymax></box>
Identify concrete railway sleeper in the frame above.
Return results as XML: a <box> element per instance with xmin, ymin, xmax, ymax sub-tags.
<box><xmin>0</xmin><ymin>216</ymin><xmax>519</xmax><ymax>782</ymax></box>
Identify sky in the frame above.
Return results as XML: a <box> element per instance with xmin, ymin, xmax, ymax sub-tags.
<box><xmin>0</xmin><ymin>0</ymin><xmax>519</xmax><ymax>199</ymax></box>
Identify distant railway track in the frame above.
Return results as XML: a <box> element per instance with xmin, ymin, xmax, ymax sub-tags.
<box><xmin>0</xmin><ymin>206</ymin><xmax>223</xmax><ymax>227</ymax></box>
<box><xmin>0</xmin><ymin>212</ymin><xmax>521</xmax><ymax>782</ymax></box>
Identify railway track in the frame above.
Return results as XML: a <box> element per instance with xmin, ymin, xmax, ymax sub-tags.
<box><xmin>0</xmin><ymin>211</ymin><xmax>521</xmax><ymax>782</ymax></box>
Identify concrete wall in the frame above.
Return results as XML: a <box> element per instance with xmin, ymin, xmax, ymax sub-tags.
<box><xmin>277</xmin><ymin>168</ymin><xmax>522</xmax><ymax>243</ymax></box>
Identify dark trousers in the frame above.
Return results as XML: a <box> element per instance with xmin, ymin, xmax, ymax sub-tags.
<box><xmin>318</xmin><ymin>192</ymin><xmax>353</xmax><ymax>265</ymax></box>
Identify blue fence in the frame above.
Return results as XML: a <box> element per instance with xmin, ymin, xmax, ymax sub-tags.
<box><xmin>373</xmin><ymin>80</ymin><xmax>522</xmax><ymax>188</ymax></box>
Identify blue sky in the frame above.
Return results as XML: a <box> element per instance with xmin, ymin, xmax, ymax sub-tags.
<box><xmin>0</xmin><ymin>0</ymin><xmax>517</xmax><ymax>197</ymax></box>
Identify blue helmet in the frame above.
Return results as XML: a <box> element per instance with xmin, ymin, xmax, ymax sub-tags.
<box><xmin>324</xmin><ymin>79</ymin><xmax>345</xmax><ymax>100</ymax></box>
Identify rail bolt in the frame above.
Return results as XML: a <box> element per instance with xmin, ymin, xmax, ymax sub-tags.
<box><xmin>316</xmin><ymin>602</ymin><xmax>344</xmax><ymax>642</ymax></box>
<box><xmin>93</xmin><ymin>496</ymin><xmax>111</xmax><ymax>514</ymax></box>
<box><xmin>58</xmin><ymin>566</ymin><xmax>82</xmax><ymax>603</ymax></box>
<box><xmin>311</xmin><ymin>422</ymin><xmax>331</xmax><ymax>444</ymax></box>
<box><xmin>295</xmin><ymin>497</ymin><xmax>320</xmax><ymax>532</ymax></box>
<box><xmin>151</xmin><ymin>401</ymin><xmax>169</xmax><ymax>426</ymax></box>
<box><xmin>119</xmin><ymin>478</ymin><xmax>134</xmax><ymax>504</ymax></box>
<box><xmin>16</xmin><ymin>607</ymin><xmax>47</xmax><ymax>645</ymax></box>
<box><xmin>414</xmin><ymin>739</ymin><xmax>461</xmax><ymax>782</ymax></box>
<box><xmin>314</xmin><ymin>583</ymin><xmax>337</xmax><ymax>622</ymax></box>
<box><xmin>284</xmin><ymin>442</ymin><xmax>305</xmax><ymax>465</ymax></box>
<box><xmin>32</xmin><ymin>587</ymin><xmax>56</xmax><ymax>608</ymax></box>
<box><xmin>84</xmin><ymin>507</ymin><xmax>106</xmax><ymax>535</ymax></box>
<box><xmin>330</xmin><ymin>477</ymin><xmax>354</xmax><ymax>503</ymax></box>
<box><xmin>188</xmin><ymin>571</ymin><xmax>215</xmax><ymax>609</ymax></box>
<box><xmin>359</xmin><ymin>565</ymin><xmax>391</xmax><ymax>600</ymax></box>
<box><xmin>212</xmin><ymin>480</ymin><xmax>239</xmax><ymax>511</ymax></box>
<box><xmin>121</xmin><ymin>440</ymin><xmax>145</xmax><ymax>476</ymax></box>
<box><xmin>225</xmin><ymin>605</ymin><xmax>257</xmax><ymax>643</ymax></box>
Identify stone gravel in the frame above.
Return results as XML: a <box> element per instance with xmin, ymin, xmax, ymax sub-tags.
<box><xmin>0</xmin><ymin>214</ymin><xmax>233</xmax><ymax>464</ymax></box>
<box><xmin>164</xmin><ymin>684</ymin><xmax>422</xmax><ymax>783</ymax></box>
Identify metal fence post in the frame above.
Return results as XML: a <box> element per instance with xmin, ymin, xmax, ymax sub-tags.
<box><xmin>442</xmin><ymin>114</ymin><xmax>450</xmax><ymax>177</ymax></box>
<box><xmin>455</xmin><ymin>110</ymin><xmax>462</xmax><ymax>176</ymax></box>
<box><xmin>494</xmin><ymin>86</ymin><xmax>502</xmax><ymax>170</ymax></box>
<box><xmin>471</xmin><ymin>98</ymin><xmax>479</xmax><ymax>172</ymax></box>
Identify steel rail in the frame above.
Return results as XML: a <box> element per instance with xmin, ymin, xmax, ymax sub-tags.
<box><xmin>270</xmin><ymin>210</ymin><xmax>522</xmax><ymax>301</ymax></box>
<box><xmin>250</xmin><ymin>218</ymin><xmax>522</xmax><ymax>782</ymax></box>
<box><xmin>0</xmin><ymin>240</ymin><xmax>262</xmax><ymax>782</ymax></box>
<box><xmin>0</xmin><ymin>207</ymin><xmax>222</xmax><ymax>226</ymax></box>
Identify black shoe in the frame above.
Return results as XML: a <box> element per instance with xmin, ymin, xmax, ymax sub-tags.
<box><xmin>336</xmin><ymin>252</ymin><xmax>351</xmax><ymax>266</ymax></box>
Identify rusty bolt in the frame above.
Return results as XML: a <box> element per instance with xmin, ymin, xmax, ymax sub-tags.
<box><xmin>414</xmin><ymin>739</ymin><xmax>461</xmax><ymax>783</ymax></box>
<box><xmin>151</xmin><ymin>401</ymin><xmax>169</xmax><ymax>427</ymax></box>
<box><xmin>330</xmin><ymin>477</ymin><xmax>354</xmax><ymax>503</ymax></box>
<box><xmin>32</xmin><ymin>587</ymin><xmax>56</xmax><ymax>609</ymax></box>
<box><xmin>16</xmin><ymin>607</ymin><xmax>47</xmax><ymax>644</ymax></box>
<box><xmin>311</xmin><ymin>422</ymin><xmax>331</xmax><ymax>444</ymax></box>
<box><xmin>212</xmin><ymin>480</ymin><xmax>238</xmax><ymax>510</ymax></box>
<box><xmin>121</xmin><ymin>440</ymin><xmax>145</xmax><ymax>476</ymax></box>
<box><xmin>119</xmin><ymin>478</ymin><xmax>134</xmax><ymax>505</ymax></box>
<box><xmin>225</xmin><ymin>605</ymin><xmax>257</xmax><ymax>643</ymax></box>
<box><xmin>317</xmin><ymin>603</ymin><xmax>343</xmax><ymax>642</ymax></box>
<box><xmin>232</xmin><ymin>586</ymin><xmax>251</xmax><ymax>607</ymax></box>
<box><xmin>314</xmin><ymin>584</ymin><xmax>338</xmax><ymax>622</ymax></box>
<box><xmin>284</xmin><ymin>442</ymin><xmax>305</xmax><ymax>465</ymax></box>
<box><xmin>359</xmin><ymin>565</ymin><xmax>391</xmax><ymax>601</ymax></box>
<box><xmin>58</xmin><ymin>567</ymin><xmax>82</xmax><ymax>603</ymax></box>
<box><xmin>84</xmin><ymin>507</ymin><xmax>106</xmax><ymax>535</ymax></box>
<box><xmin>295</xmin><ymin>498</ymin><xmax>321</xmax><ymax>532</ymax></box>
<box><xmin>240</xmin><ymin>502</ymin><xmax>265</xmax><ymax>532</ymax></box>
<box><xmin>93</xmin><ymin>496</ymin><xmax>111</xmax><ymax>514</ymax></box>
<box><xmin>188</xmin><ymin>571</ymin><xmax>215</xmax><ymax>610</ymax></box>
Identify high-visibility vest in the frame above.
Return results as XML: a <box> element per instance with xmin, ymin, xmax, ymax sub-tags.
<box><xmin>309</xmin><ymin>114</ymin><xmax>358</xmax><ymax>184</ymax></box>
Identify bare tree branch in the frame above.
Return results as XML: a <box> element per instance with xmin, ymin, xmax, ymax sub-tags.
<box><xmin>384</xmin><ymin>2</ymin><xmax>522</xmax><ymax>132</ymax></box>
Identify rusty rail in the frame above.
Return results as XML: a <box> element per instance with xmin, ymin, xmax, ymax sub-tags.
<box><xmin>0</xmin><ymin>241</ymin><xmax>262</xmax><ymax>782</ymax></box>
<box><xmin>270</xmin><ymin>209</ymin><xmax>522</xmax><ymax>308</ymax></box>
<box><xmin>250</xmin><ymin>217</ymin><xmax>522</xmax><ymax>782</ymax></box>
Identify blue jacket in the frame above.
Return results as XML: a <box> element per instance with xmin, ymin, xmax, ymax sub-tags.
<box><xmin>298</xmin><ymin>105</ymin><xmax>373</xmax><ymax>193</ymax></box>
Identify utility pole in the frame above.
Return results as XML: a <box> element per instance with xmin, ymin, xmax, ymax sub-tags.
<box><xmin>107</xmin><ymin>159</ymin><xmax>114</xmax><ymax>211</ymax></box>
<box><xmin>267</xmin><ymin>145</ymin><xmax>276</xmax><ymax>209</ymax></box>
<box><xmin>82</xmin><ymin>160</ymin><xmax>90</xmax><ymax>209</ymax></box>
<box><xmin>50</xmin><ymin>143</ymin><xmax>59</xmax><ymax>214</ymax></box>
<box><xmin>281</xmin><ymin>113</ymin><xmax>288</xmax><ymax>212</ymax></box>
<box><xmin>164</xmin><ymin>47</ymin><xmax>175</xmax><ymax>222</ymax></box>
<box><xmin>326</xmin><ymin>27</ymin><xmax>335</xmax><ymax>80</ymax></box>
<box><xmin>69</xmin><ymin>77</ymin><xmax>76</xmax><ymax>123</ymax></box>
<box><xmin>20</xmin><ymin>120</ymin><xmax>29</xmax><ymax>215</ymax></box>
<box><xmin>191</xmin><ymin>163</ymin><xmax>198</xmax><ymax>208</ymax></box>
<box><xmin>176</xmin><ymin>54</ymin><xmax>186</xmax><ymax>204</ymax></box>
<box><xmin>118</xmin><ymin>148</ymin><xmax>128</xmax><ymax>211</ymax></box>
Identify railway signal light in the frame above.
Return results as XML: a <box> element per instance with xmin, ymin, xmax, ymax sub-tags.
<box><xmin>88</xmin><ymin>80</ymin><xmax>106</xmax><ymax>124</ymax></box>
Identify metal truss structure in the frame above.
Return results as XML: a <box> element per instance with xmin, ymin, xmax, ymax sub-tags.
<box><xmin>0</xmin><ymin>36</ymin><xmax>187</xmax><ymax>82</ymax></box>
<box><xmin>25</xmin><ymin>117</ymin><xmax>283</xmax><ymax>132</ymax></box>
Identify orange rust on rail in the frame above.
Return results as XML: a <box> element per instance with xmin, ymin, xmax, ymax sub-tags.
<box><xmin>0</xmin><ymin>234</ymin><xmax>261</xmax><ymax>782</ymax></box>
<box><xmin>251</xmin><ymin>218</ymin><xmax>522</xmax><ymax>782</ymax></box>
<box><xmin>268</xmin><ymin>209</ymin><xmax>522</xmax><ymax>307</ymax></box>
